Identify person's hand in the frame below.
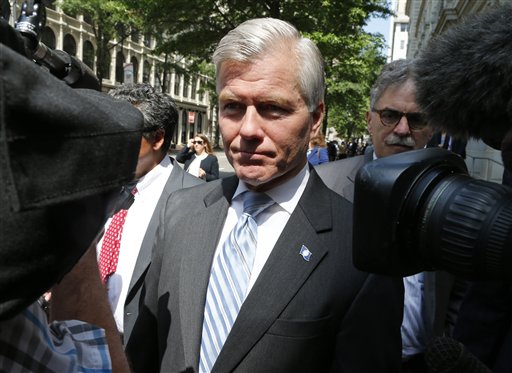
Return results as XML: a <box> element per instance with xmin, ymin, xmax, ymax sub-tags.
<box><xmin>187</xmin><ymin>138</ymin><xmax>195</xmax><ymax>148</ymax></box>
<box><xmin>198</xmin><ymin>168</ymin><xmax>206</xmax><ymax>179</ymax></box>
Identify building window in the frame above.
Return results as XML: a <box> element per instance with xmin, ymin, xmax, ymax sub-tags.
<box><xmin>197</xmin><ymin>112</ymin><xmax>202</xmax><ymax>133</ymax></box>
<box><xmin>400</xmin><ymin>23</ymin><xmax>408</xmax><ymax>32</ymax></box>
<box><xmin>131</xmin><ymin>29</ymin><xmax>140</xmax><ymax>43</ymax></box>
<box><xmin>183</xmin><ymin>77</ymin><xmax>189</xmax><ymax>98</ymax></box>
<box><xmin>165</xmin><ymin>71</ymin><xmax>171</xmax><ymax>94</ymax></box>
<box><xmin>116</xmin><ymin>51</ymin><xmax>125</xmax><ymax>83</ymax></box>
<box><xmin>82</xmin><ymin>40</ymin><xmax>95</xmax><ymax>69</ymax></box>
<box><xmin>131</xmin><ymin>56</ymin><xmax>139</xmax><ymax>83</ymax></box>
<box><xmin>191</xmin><ymin>77</ymin><xmax>197</xmax><ymax>100</ymax></box>
<box><xmin>400</xmin><ymin>40</ymin><xmax>405</xmax><ymax>49</ymax></box>
<box><xmin>144</xmin><ymin>33</ymin><xmax>152</xmax><ymax>48</ymax></box>
<box><xmin>143</xmin><ymin>60</ymin><xmax>151</xmax><ymax>83</ymax></box>
<box><xmin>63</xmin><ymin>34</ymin><xmax>77</xmax><ymax>56</ymax></box>
<box><xmin>41</xmin><ymin>27</ymin><xmax>56</xmax><ymax>49</ymax></box>
<box><xmin>155</xmin><ymin>65</ymin><xmax>164</xmax><ymax>91</ymax></box>
<box><xmin>198</xmin><ymin>79</ymin><xmax>204</xmax><ymax>101</ymax></box>
<box><xmin>104</xmin><ymin>50</ymin><xmax>111</xmax><ymax>80</ymax></box>
<box><xmin>174</xmin><ymin>73</ymin><xmax>181</xmax><ymax>96</ymax></box>
<box><xmin>181</xmin><ymin>111</ymin><xmax>189</xmax><ymax>143</ymax></box>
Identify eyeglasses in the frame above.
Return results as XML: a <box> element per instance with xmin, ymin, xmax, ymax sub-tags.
<box><xmin>372</xmin><ymin>108</ymin><xmax>427</xmax><ymax>131</ymax></box>
<box><xmin>192</xmin><ymin>140</ymin><xmax>204</xmax><ymax>145</ymax></box>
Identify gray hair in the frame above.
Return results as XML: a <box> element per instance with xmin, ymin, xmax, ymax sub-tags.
<box><xmin>213</xmin><ymin>18</ymin><xmax>325</xmax><ymax>112</ymax></box>
<box><xmin>369</xmin><ymin>59</ymin><xmax>415</xmax><ymax>108</ymax></box>
<box><xmin>108</xmin><ymin>83</ymin><xmax>178</xmax><ymax>153</ymax></box>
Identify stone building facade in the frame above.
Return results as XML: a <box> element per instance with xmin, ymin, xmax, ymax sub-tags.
<box><xmin>9</xmin><ymin>0</ymin><xmax>216</xmax><ymax>148</ymax></box>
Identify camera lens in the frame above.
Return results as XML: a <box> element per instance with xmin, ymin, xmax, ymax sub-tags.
<box><xmin>415</xmin><ymin>175</ymin><xmax>512</xmax><ymax>280</ymax></box>
<box><xmin>353</xmin><ymin>147</ymin><xmax>512</xmax><ymax>280</ymax></box>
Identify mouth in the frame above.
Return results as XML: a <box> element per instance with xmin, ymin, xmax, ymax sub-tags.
<box><xmin>389</xmin><ymin>143</ymin><xmax>413</xmax><ymax>149</ymax></box>
<box><xmin>235</xmin><ymin>149</ymin><xmax>273</xmax><ymax>162</ymax></box>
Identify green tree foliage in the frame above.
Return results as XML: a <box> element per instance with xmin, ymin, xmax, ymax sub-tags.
<box><xmin>59</xmin><ymin>0</ymin><xmax>143</xmax><ymax>88</ymax></box>
<box><xmin>125</xmin><ymin>0</ymin><xmax>391</xmax><ymax>138</ymax></box>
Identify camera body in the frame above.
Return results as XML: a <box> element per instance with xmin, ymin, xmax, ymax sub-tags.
<box><xmin>353</xmin><ymin>148</ymin><xmax>512</xmax><ymax>280</ymax></box>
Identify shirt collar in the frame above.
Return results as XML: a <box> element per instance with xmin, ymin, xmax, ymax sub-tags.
<box><xmin>233</xmin><ymin>163</ymin><xmax>310</xmax><ymax>215</ymax></box>
<box><xmin>136</xmin><ymin>156</ymin><xmax>172</xmax><ymax>193</ymax></box>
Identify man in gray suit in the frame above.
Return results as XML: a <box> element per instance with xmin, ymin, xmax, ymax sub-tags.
<box><xmin>96</xmin><ymin>83</ymin><xmax>203</xmax><ymax>343</ymax></box>
<box><xmin>126</xmin><ymin>18</ymin><xmax>403</xmax><ymax>372</ymax></box>
<box><xmin>317</xmin><ymin>59</ymin><xmax>464</xmax><ymax>372</ymax></box>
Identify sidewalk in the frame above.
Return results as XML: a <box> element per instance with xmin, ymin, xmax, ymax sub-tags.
<box><xmin>213</xmin><ymin>148</ymin><xmax>235</xmax><ymax>178</ymax></box>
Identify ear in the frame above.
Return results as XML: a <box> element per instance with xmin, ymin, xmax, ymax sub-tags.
<box><xmin>152</xmin><ymin>129</ymin><xmax>166</xmax><ymax>151</ymax></box>
<box><xmin>310</xmin><ymin>101</ymin><xmax>324</xmax><ymax>136</ymax></box>
<box><xmin>365</xmin><ymin>110</ymin><xmax>372</xmax><ymax>134</ymax></box>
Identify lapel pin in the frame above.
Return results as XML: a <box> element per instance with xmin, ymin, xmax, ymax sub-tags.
<box><xmin>299</xmin><ymin>245</ymin><xmax>312</xmax><ymax>261</ymax></box>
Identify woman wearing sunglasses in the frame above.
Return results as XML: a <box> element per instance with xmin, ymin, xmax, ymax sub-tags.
<box><xmin>176</xmin><ymin>133</ymin><xmax>220</xmax><ymax>181</ymax></box>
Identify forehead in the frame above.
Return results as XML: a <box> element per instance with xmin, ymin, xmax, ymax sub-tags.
<box><xmin>217</xmin><ymin>52</ymin><xmax>301</xmax><ymax>99</ymax></box>
<box><xmin>376</xmin><ymin>80</ymin><xmax>417</xmax><ymax>109</ymax></box>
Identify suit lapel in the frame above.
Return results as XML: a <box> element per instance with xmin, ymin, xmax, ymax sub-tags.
<box><xmin>339</xmin><ymin>155</ymin><xmax>367</xmax><ymax>203</ymax></box>
<box><xmin>179</xmin><ymin>177</ymin><xmax>239</xmax><ymax>367</ymax></box>
<box><xmin>214</xmin><ymin>171</ymin><xmax>333</xmax><ymax>372</ymax></box>
<box><xmin>126</xmin><ymin>164</ymin><xmax>186</xmax><ymax>301</ymax></box>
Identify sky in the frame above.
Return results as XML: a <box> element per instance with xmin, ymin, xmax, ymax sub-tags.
<box><xmin>364</xmin><ymin>15</ymin><xmax>392</xmax><ymax>55</ymax></box>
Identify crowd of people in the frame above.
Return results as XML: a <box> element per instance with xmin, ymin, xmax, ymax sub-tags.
<box><xmin>2</xmin><ymin>3</ymin><xmax>512</xmax><ymax>372</ymax></box>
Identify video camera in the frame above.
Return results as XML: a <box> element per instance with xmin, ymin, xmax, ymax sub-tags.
<box><xmin>352</xmin><ymin>4</ymin><xmax>512</xmax><ymax>281</ymax></box>
<box><xmin>353</xmin><ymin>148</ymin><xmax>512</xmax><ymax>280</ymax></box>
<box><xmin>0</xmin><ymin>1</ymin><xmax>143</xmax><ymax>319</ymax></box>
<box><xmin>6</xmin><ymin>0</ymin><xmax>99</xmax><ymax>89</ymax></box>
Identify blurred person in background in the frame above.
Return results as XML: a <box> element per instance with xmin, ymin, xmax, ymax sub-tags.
<box><xmin>177</xmin><ymin>133</ymin><xmax>220</xmax><ymax>181</ymax></box>
<box><xmin>97</xmin><ymin>83</ymin><xmax>203</xmax><ymax>343</ymax></box>
<box><xmin>307</xmin><ymin>133</ymin><xmax>329</xmax><ymax>165</ymax></box>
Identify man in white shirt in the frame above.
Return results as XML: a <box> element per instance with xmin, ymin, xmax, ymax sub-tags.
<box><xmin>127</xmin><ymin>18</ymin><xmax>403</xmax><ymax>373</ymax></box>
<box><xmin>97</xmin><ymin>83</ymin><xmax>203</xmax><ymax>342</ymax></box>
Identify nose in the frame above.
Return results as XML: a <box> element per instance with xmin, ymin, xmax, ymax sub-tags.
<box><xmin>393</xmin><ymin>115</ymin><xmax>411</xmax><ymax>135</ymax></box>
<box><xmin>239</xmin><ymin>106</ymin><xmax>264</xmax><ymax>139</ymax></box>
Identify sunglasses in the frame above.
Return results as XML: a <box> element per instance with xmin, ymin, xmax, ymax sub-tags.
<box><xmin>192</xmin><ymin>140</ymin><xmax>204</xmax><ymax>145</ymax></box>
<box><xmin>372</xmin><ymin>108</ymin><xmax>427</xmax><ymax>131</ymax></box>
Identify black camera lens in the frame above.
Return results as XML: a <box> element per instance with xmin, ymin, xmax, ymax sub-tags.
<box><xmin>353</xmin><ymin>147</ymin><xmax>512</xmax><ymax>280</ymax></box>
<box><xmin>416</xmin><ymin>175</ymin><xmax>512</xmax><ymax>280</ymax></box>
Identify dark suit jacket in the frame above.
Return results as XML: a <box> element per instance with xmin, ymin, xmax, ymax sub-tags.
<box><xmin>176</xmin><ymin>147</ymin><xmax>220</xmax><ymax>181</ymax></box>
<box><xmin>126</xmin><ymin>169</ymin><xmax>404</xmax><ymax>372</ymax></box>
<box><xmin>428</xmin><ymin>131</ymin><xmax>467</xmax><ymax>159</ymax></box>
<box><xmin>123</xmin><ymin>157</ymin><xmax>204</xmax><ymax>343</ymax></box>
<box><xmin>315</xmin><ymin>154</ymin><xmax>465</xmax><ymax>342</ymax></box>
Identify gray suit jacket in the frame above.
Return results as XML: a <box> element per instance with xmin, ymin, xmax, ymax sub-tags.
<box><xmin>126</xmin><ymin>169</ymin><xmax>404</xmax><ymax>372</ymax></box>
<box><xmin>123</xmin><ymin>157</ymin><xmax>204</xmax><ymax>343</ymax></box>
<box><xmin>315</xmin><ymin>154</ymin><xmax>464</xmax><ymax>342</ymax></box>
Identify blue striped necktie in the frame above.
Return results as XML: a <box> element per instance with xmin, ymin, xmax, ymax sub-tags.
<box><xmin>199</xmin><ymin>191</ymin><xmax>274</xmax><ymax>372</ymax></box>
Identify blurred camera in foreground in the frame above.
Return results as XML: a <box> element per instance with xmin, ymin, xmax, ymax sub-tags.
<box><xmin>353</xmin><ymin>3</ymin><xmax>512</xmax><ymax>280</ymax></box>
<box><xmin>353</xmin><ymin>148</ymin><xmax>512</xmax><ymax>280</ymax></box>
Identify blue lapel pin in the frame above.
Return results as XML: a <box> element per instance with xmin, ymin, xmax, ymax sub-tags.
<box><xmin>299</xmin><ymin>245</ymin><xmax>312</xmax><ymax>261</ymax></box>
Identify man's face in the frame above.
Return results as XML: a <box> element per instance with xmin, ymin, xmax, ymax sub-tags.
<box><xmin>368</xmin><ymin>79</ymin><xmax>433</xmax><ymax>158</ymax></box>
<box><xmin>135</xmin><ymin>129</ymin><xmax>165</xmax><ymax>179</ymax></box>
<box><xmin>218</xmin><ymin>51</ymin><xmax>323</xmax><ymax>191</ymax></box>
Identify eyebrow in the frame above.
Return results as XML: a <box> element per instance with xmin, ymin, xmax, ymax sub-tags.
<box><xmin>219</xmin><ymin>92</ymin><xmax>293</xmax><ymax>107</ymax></box>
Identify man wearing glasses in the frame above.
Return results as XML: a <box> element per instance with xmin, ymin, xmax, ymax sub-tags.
<box><xmin>317</xmin><ymin>59</ymin><xmax>460</xmax><ymax>372</ymax></box>
<box><xmin>317</xmin><ymin>59</ymin><xmax>433</xmax><ymax>202</ymax></box>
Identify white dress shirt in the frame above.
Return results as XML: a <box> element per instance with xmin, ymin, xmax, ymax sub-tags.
<box><xmin>187</xmin><ymin>153</ymin><xmax>208</xmax><ymax>177</ymax></box>
<box><xmin>97</xmin><ymin>156</ymin><xmax>173</xmax><ymax>332</ymax></box>
<box><xmin>213</xmin><ymin>164</ymin><xmax>310</xmax><ymax>294</ymax></box>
